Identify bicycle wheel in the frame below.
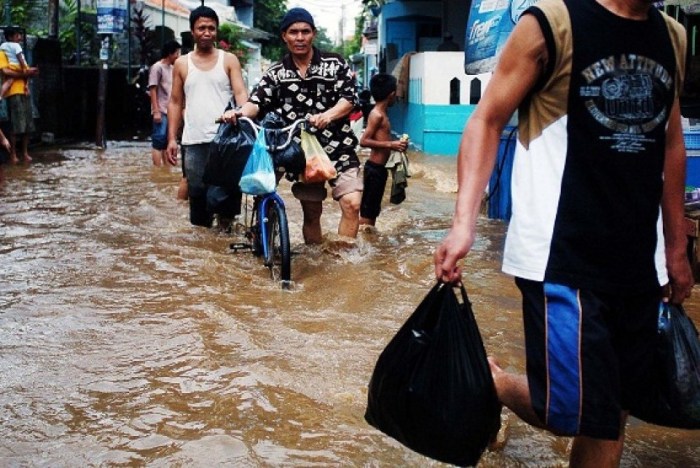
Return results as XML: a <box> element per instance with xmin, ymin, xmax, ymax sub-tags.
<box><xmin>263</xmin><ymin>200</ymin><xmax>291</xmax><ymax>285</ymax></box>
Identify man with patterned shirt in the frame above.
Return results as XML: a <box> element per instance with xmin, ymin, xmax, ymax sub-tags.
<box><xmin>234</xmin><ymin>7</ymin><xmax>362</xmax><ymax>244</ymax></box>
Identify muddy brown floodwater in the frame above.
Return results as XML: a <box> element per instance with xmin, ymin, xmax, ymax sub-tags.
<box><xmin>1</xmin><ymin>141</ymin><xmax>699</xmax><ymax>466</ymax></box>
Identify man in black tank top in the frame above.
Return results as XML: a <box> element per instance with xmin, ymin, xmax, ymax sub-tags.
<box><xmin>434</xmin><ymin>1</ymin><xmax>693</xmax><ymax>465</ymax></box>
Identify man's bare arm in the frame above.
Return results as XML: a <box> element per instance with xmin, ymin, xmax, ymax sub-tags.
<box><xmin>225</xmin><ymin>53</ymin><xmax>248</xmax><ymax>107</ymax></box>
<box><xmin>360</xmin><ymin>111</ymin><xmax>407</xmax><ymax>152</ymax></box>
<box><xmin>435</xmin><ymin>13</ymin><xmax>548</xmax><ymax>282</ymax></box>
<box><xmin>166</xmin><ymin>57</ymin><xmax>186</xmax><ymax>164</ymax></box>
<box><xmin>149</xmin><ymin>86</ymin><xmax>161</xmax><ymax>123</ymax></box>
<box><xmin>662</xmin><ymin>99</ymin><xmax>693</xmax><ymax>303</ymax></box>
<box><xmin>1</xmin><ymin>66</ymin><xmax>37</xmax><ymax>78</ymax></box>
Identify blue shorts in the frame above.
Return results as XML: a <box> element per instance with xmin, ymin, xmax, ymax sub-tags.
<box><xmin>516</xmin><ymin>278</ymin><xmax>661</xmax><ymax>440</ymax></box>
<box><xmin>151</xmin><ymin>116</ymin><xmax>168</xmax><ymax>150</ymax></box>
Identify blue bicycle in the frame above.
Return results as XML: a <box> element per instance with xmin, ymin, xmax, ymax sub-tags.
<box><xmin>230</xmin><ymin>117</ymin><xmax>305</xmax><ymax>288</ymax></box>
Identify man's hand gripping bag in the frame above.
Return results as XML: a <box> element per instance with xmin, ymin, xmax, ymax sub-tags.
<box><xmin>632</xmin><ymin>303</ymin><xmax>700</xmax><ymax>429</ymax></box>
<box><xmin>365</xmin><ymin>282</ymin><xmax>502</xmax><ymax>466</ymax></box>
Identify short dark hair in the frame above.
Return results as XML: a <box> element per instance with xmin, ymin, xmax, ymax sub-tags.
<box><xmin>161</xmin><ymin>40</ymin><xmax>181</xmax><ymax>58</ymax></box>
<box><xmin>189</xmin><ymin>6</ymin><xmax>218</xmax><ymax>30</ymax></box>
<box><xmin>369</xmin><ymin>73</ymin><xmax>397</xmax><ymax>102</ymax></box>
<box><xmin>3</xmin><ymin>27</ymin><xmax>20</xmax><ymax>38</ymax></box>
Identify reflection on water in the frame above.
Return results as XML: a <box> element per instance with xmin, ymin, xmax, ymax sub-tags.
<box><xmin>1</xmin><ymin>142</ymin><xmax>698</xmax><ymax>466</ymax></box>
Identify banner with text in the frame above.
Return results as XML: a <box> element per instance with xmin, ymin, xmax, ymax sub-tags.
<box><xmin>97</xmin><ymin>0</ymin><xmax>128</xmax><ymax>34</ymax></box>
<box><xmin>464</xmin><ymin>0</ymin><xmax>539</xmax><ymax>74</ymax></box>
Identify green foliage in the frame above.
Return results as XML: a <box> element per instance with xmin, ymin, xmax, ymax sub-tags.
<box><xmin>314</xmin><ymin>27</ymin><xmax>335</xmax><ymax>53</ymax></box>
<box><xmin>7</xmin><ymin>0</ymin><xmax>45</xmax><ymax>34</ymax></box>
<box><xmin>218</xmin><ymin>23</ymin><xmax>249</xmax><ymax>67</ymax></box>
<box><xmin>252</xmin><ymin>0</ymin><xmax>286</xmax><ymax>61</ymax></box>
<box><xmin>132</xmin><ymin>3</ymin><xmax>154</xmax><ymax>67</ymax></box>
<box><xmin>59</xmin><ymin>0</ymin><xmax>98</xmax><ymax>65</ymax></box>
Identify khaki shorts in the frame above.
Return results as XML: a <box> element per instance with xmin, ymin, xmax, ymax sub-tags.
<box><xmin>292</xmin><ymin>166</ymin><xmax>364</xmax><ymax>202</ymax></box>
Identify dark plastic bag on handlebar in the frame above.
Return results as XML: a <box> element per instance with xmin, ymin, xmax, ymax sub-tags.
<box><xmin>631</xmin><ymin>303</ymin><xmax>700</xmax><ymax>429</ymax></box>
<box><xmin>260</xmin><ymin>113</ymin><xmax>305</xmax><ymax>176</ymax></box>
<box><xmin>365</xmin><ymin>281</ymin><xmax>501</xmax><ymax>466</ymax></box>
<box><xmin>203</xmin><ymin>118</ymin><xmax>256</xmax><ymax>189</ymax></box>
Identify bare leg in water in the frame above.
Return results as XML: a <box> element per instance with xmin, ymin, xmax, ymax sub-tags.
<box><xmin>300</xmin><ymin>199</ymin><xmax>323</xmax><ymax>244</ymax></box>
<box><xmin>337</xmin><ymin>191</ymin><xmax>361</xmax><ymax>238</ymax></box>
<box><xmin>489</xmin><ymin>358</ymin><xmax>626</xmax><ymax>468</ymax></box>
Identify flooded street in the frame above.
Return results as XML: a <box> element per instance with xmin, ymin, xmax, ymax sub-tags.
<box><xmin>1</xmin><ymin>142</ymin><xmax>699</xmax><ymax>467</ymax></box>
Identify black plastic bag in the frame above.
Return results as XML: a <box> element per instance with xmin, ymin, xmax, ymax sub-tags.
<box><xmin>261</xmin><ymin>112</ymin><xmax>305</xmax><ymax>176</ymax></box>
<box><xmin>632</xmin><ymin>303</ymin><xmax>700</xmax><ymax>429</ymax></box>
<box><xmin>203</xmin><ymin>118</ymin><xmax>256</xmax><ymax>189</ymax></box>
<box><xmin>365</xmin><ymin>282</ymin><xmax>501</xmax><ymax>466</ymax></box>
<box><xmin>206</xmin><ymin>185</ymin><xmax>242</xmax><ymax>218</ymax></box>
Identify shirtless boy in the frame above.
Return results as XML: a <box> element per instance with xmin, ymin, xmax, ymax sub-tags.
<box><xmin>359</xmin><ymin>73</ymin><xmax>408</xmax><ymax>226</ymax></box>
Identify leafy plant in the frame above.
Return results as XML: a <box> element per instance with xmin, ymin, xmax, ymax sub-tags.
<box><xmin>253</xmin><ymin>0</ymin><xmax>286</xmax><ymax>61</ymax></box>
<box><xmin>58</xmin><ymin>0</ymin><xmax>97</xmax><ymax>65</ymax></box>
<box><xmin>131</xmin><ymin>3</ymin><xmax>155</xmax><ymax>67</ymax></box>
<box><xmin>7</xmin><ymin>0</ymin><xmax>45</xmax><ymax>35</ymax></box>
<box><xmin>218</xmin><ymin>23</ymin><xmax>249</xmax><ymax>66</ymax></box>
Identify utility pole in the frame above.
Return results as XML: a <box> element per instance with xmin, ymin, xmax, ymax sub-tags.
<box><xmin>77</xmin><ymin>0</ymin><xmax>82</xmax><ymax>65</ymax></box>
<box><xmin>161</xmin><ymin>0</ymin><xmax>165</xmax><ymax>47</ymax></box>
<box><xmin>48</xmin><ymin>0</ymin><xmax>59</xmax><ymax>39</ymax></box>
<box><xmin>3</xmin><ymin>0</ymin><xmax>10</xmax><ymax>25</ymax></box>
<box><xmin>95</xmin><ymin>36</ymin><xmax>110</xmax><ymax>148</ymax></box>
<box><xmin>339</xmin><ymin>2</ymin><xmax>345</xmax><ymax>49</ymax></box>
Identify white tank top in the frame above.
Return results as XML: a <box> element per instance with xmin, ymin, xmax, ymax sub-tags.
<box><xmin>181</xmin><ymin>49</ymin><xmax>232</xmax><ymax>144</ymax></box>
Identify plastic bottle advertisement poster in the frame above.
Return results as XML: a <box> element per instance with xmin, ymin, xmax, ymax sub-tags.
<box><xmin>464</xmin><ymin>0</ymin><xmax>539</xmax><ymax>74</ymax></box>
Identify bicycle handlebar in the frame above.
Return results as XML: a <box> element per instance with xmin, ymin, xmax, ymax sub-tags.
<box><xmin>215</xmin><ymin>116</ymin><xmax>306</xmax><ymax>151</ymax></box>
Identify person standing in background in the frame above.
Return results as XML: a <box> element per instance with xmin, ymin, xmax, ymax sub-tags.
<box><xmin>359</xmin><ymin>73</ymin><xmax>408</xmax><ymax>227</ymax></box>
<box><xmin>148</xmin><ymin>40</ymin><xmax>181</xmax><ymax>166</ymax></box>
<box><xmin>166</xmin><ymin>6</ymin><xmax>248</xmax><ymax>227</ymax></box>
<box><xmin>0</xmin><ymin>27</ymin><xmax>38</xmax><ymax>164</ymax></box>
<box><xmin>0</xmin><ymin>27</ymin><xmax>30</xmax><ymax>98</ymax></box>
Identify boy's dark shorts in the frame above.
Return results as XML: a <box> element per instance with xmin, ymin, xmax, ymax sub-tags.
<box><xmin>516</xmin><ymin>277</ymin><xmax>661</xmax><ymax>440</ymax></box>
<box><xmin>151</xmin><ymin>115</ymin><xmax>168</xmax><ymax>150</ymax></box>
<box><xmin>360</xmin><ymin>160</ymin><xmax>388</xmax><ymax>220</ymax></box>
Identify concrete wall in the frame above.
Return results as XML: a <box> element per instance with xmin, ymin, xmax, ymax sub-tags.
<box><xmin>388</xmin><ymin>52</ymin><xmax>492</xmax><ymax>155</ymax></box>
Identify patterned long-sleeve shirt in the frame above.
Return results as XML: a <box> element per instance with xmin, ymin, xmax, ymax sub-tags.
<box><xmin>250</xmin><ymin>47</ymin><xmax>360</xmax><ymax>173</ymax></box>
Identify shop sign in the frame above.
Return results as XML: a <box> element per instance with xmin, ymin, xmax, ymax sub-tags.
<box><xmin>97</xmin><ymin>0</ymin><xmax>128</xmax><ymax>34</ymax></box>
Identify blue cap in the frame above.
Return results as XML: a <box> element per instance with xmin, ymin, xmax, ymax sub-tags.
<box><xmin>280</xmin><ymin>7</ymin><xmax>315</xmax><ymax>32</ymax></box>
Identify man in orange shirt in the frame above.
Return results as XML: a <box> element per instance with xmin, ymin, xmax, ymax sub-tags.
<box><xmin>0</xmin><ymin>35</ymin><xmax>38</xmax><ymax>163</ymax></box>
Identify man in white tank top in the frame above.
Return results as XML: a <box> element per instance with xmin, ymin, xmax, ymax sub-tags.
<box><xmin>166</xmin><ymin>6</ymin><xmax>248</xmax><ymax>227</ymax></box>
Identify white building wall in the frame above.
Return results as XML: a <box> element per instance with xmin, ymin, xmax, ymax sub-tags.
<box><xmin>411</xmin><ymin>52</ymin><xmax>492</xmax><ymax>105</ymax></box>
